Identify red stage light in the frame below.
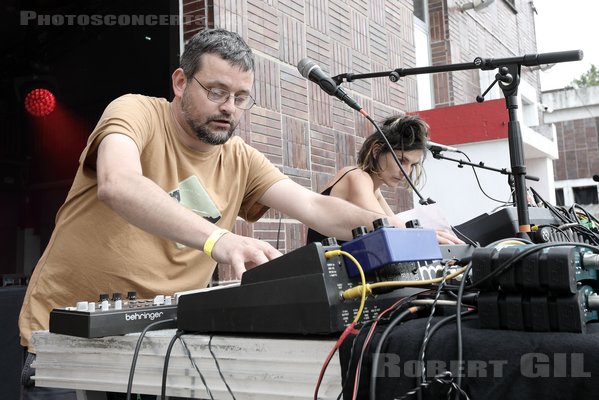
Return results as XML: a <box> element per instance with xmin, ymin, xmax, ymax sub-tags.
<box><xmin>24</xmin><ymin>88</ymin><xmax>56</xmax><ymax>117</ymax></box>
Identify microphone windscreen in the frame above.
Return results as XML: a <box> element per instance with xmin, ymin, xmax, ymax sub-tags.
<box><xmin>297</xmin><ymin>58</ymin><xmax>315</xmax><ymax>78</ymax></box>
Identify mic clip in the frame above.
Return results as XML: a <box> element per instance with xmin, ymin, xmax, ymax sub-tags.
<box><xmin>331</xmin><ymin>73</ymin><xmax>349</xmax><ymax>85</ymax></box>
<box><xmin>428</xmin><ymin>147</ymin><xmax>442</xmax><ymax>156</ymax></box>
<box><xmin>476</xmin><ymin>66</ymin><xmax>513</xmax><ymax>103</ymax></box>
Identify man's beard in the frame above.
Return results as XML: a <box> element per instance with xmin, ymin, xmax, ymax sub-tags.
<box><xmin>181</xmin><ymin>91</ymin><xmax>239</xmax><ymax>145</ymax></box>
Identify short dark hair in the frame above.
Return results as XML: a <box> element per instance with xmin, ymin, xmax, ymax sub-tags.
<box><xmin>357</xmin><ymin>115</ymin><xmax>429</xmax><ymax>187</ymax></box>
<box><xmin>180</xmin><ymin>28</ymin><xmax>255</xmax><ymax>79</ymax></box>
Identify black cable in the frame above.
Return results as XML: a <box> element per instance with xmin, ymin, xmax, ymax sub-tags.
<box><xmin>208</xmin><ymin>335</ymin><xmax>237</xmax><ymax>400</ymax></box>
<box><xmin>570</xmin><ymin>203</ymin><xmax>584</xmax><ymax>224</ymax></box>
<box><xmin>569</xmin><ymin>204</ymin><xmax>599</xmax><ymax>239</ymax></box>
<box><xmin>534</xmin><ymin>224</ymin><xmax>573</xmax><ymax>242</ymax></box>
<box><xmin>179</xmin><ymin>335</ymin><xmax>215</xmax><ymax>400</ymax></box>
<box><xmin>528</xmin><ymin>187</ymin><xmax>572</xmax><ymax>224</ymax></box>
<box><xmin>571</xmin><ymin>225</ymin><xmax>599</xmax><ymax>245</ymax></box>
<box><xmin>418</xmin><ymin>266</ymin><xmax>449</xmax><ymax>383</ymax></box>
<box><xmin>558</xmin><ymin>205</ymin><xmax>576</xmax><ymax>222</ymax></box>
<box><xmin>563</xmin><ymin>223</ymin><xmax>599</xmax><ymax>245</ymax></box>
<box><xmin>578</xmin><ymin>204</ymin><xmax>599</xmax><ymax>225</ymax></box>
<box><xmin>456</xmin><ymin>150</ymin><xmax>509</xmax><ymax>204</ymax></box>
<box><xmin>161</xmin><ymin>329</ymin><xmax>184</xmax><ymax>400</ymax></box>
<box><xmin>125</xmin><ymin>318</ymin><xmax>176</xmax><ymax>400</ymax></box>
<box><xmin>396</xmin><ymin>371</ymin><xmax>455</xmax><ymax>400</ymax></box>
<box><xmin>419</xmin><ymin>310</ymin><xmax>476</xmax><ymax>372</ymax></box>
<box><xmin>369</xmin><ymin>306</ymin><xmax>424</xmax><ymax>400</ymax></box>
<box><xmin>345</xmin><ymin>293</ymin><xmax>431</xmax><ymax>400</ymax></box>
<box><xmin>352</xmin><ymin>304</ymin><xmax>407</xmax><ymax>399</ymax></box>
<box><xmin>337</xmin><ymin>320</ymin><xmax>376</xmax><ymax>400</ymax></box>
<box><xmin>454</xmin><ymin>261</ymin><xmax>473</xmax><ymax>399</ymax></box>
<box><xmin>405</xmin><ymin>310</ymin><xmax>477</xmax><ymax>400</ymax></box>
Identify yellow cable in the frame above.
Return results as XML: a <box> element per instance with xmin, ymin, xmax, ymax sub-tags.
<box><xmin>325</xmin><ymin>250</ymin><xmax>367</xmax><ymax>324</ymax></box>
<box><xmin>341</xmin><ymin>266</ymin><xmax>468</xmax><ymax>300</ymax></box>
<box><xmin>335</xmin><ymin>239</ymin><xmax>530</xmax><ymax>301</ymax></box>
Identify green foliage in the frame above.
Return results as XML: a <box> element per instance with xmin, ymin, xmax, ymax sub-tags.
<box><xmin>571</xmin><ymin>64</ymin><xmax>599</xmax><ymax>88</ymax></box>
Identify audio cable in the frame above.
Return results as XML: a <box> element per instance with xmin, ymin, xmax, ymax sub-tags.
<box><xmin>341</xmin><ymin>266</ymin><xmax>468</xmax><ymax>300</ymax></box>
<box><xmin>126</xmin><ymin>318</ymin><xmax>176</xmax><ymax>400</ymax></box>
<box><xmin>314</xmin><ymin>250</ymin><xmax>368</xmax><ymax>400</ymax></box>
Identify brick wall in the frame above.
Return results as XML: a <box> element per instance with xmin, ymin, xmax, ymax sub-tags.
<box><xmin>181</xmin><ymin>0</ymin><xmax>418</xmax><ymax>268</ymax></box>
<box><xmin>553</xmin><ymin>117</ymin><xmax>599</xmax><ymax>181</ymax></box>
<box><xmin>180</xmin><ymin>0</ymin><xmax>540</xmax><ymax>280</ymax></box>
<box><xmin>429</xmin><ymin>0</ymin><xmax>540</xmax><ymax>107</ymax></box>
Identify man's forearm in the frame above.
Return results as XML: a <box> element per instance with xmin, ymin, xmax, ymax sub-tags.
<box><xmin>97</xmin><ymin>171</ymin><xmax>218</xmax><ymax>250</ymax></box>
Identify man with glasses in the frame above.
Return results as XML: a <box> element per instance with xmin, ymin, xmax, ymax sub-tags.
<box><xmin>18</xmin><ymin>28</ymin><xmax>427</xmax><ymax>399</ymax></box>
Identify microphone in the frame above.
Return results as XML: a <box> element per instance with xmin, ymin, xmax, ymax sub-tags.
<box><xmin>426</xmin><ymin>141</ymin><xmax>460</xmax><ymax>153</ymax></box>
<box><xmin>522</xmin><ymin>50</ymin><xmax>583</xmax><ymax>67</ymax></box>
<box><xmin>297</xmin><ymin>58</ymin><xmax>363</xmax><ymax>112</ymax></box>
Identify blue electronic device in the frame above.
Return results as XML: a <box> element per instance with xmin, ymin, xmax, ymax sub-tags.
<box><xmin>341</xmin><ymin>226</ymin><xmax>442</xmax><ymax>277</ymax></box>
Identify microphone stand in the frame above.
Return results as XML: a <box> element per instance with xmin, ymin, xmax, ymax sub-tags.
<box><xmin>332</xmin><ymin>50</ymin><xmax>583</xmax><ymax>236</ymax></box>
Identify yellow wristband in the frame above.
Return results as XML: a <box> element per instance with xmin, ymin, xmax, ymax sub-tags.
<box><xmin>203</xmin><ymin>228</ymin><xmax>229</xmax><ymax>260</ymax></box>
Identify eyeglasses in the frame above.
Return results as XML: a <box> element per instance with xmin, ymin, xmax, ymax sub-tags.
<box><xmin>192</xmin><ymin>77</ymin><xmax>255</xmax><ymax>110</ymax></box>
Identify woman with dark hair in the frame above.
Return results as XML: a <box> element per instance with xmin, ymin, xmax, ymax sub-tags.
<box><xmin>306</xmin><ymin>114</ymin><xmax>462</xmax><ymax>245</ymax></box>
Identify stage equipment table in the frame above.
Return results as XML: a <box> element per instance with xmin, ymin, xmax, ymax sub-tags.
<box><xmin>340</xmin><ymin>316</ymin><xmax>599</xmax><ymax>400</ymax></box>
<box><xmin>31</xmin><ymin>330</ymin><xmax>341</xmax><ymax>400</ymax></box>
<box><xmin>33</xmin><ymin>317</ymin><xmax>599</xmax><ymax>400</ymax></box>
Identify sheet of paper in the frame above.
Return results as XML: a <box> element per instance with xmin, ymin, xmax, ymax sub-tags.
<box><xmin>396</xmin><ymin>203</ymin><xmax>453</xmax><ymax>231</ymax></box>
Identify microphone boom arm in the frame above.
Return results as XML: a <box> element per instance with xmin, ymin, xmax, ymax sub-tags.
<box><xmin>431</xmin><ymin>152</ymin><xmax>540</xmax><ymax>182</ymax></box>
<box><xmin>332</xmin><ymin>50</ymin><xmax>583</xmax><ymax>84</ymax></box>
<box><xmin>332</xmin><ymin>49</ymin><xmax>582</xmax><ymax>237</ymax></box>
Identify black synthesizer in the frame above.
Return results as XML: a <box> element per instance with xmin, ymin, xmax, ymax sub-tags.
<box><xmin>177</xmin><ymin>242</ymin><xmax>473</xmax><ymax>335</ymax></box>
<box><xmin>49</xmin><ymin>293</ymin><xmax>177</xmax><ymax>338</ymax></box>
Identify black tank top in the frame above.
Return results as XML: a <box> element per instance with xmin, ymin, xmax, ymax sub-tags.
<box><xmin>306</xmin><ymin>168</ymin><xmax>359</xmax><ymax>245</ymax></box>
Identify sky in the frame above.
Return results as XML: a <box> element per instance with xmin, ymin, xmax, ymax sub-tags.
<box><xmin>534</xmin><ymin>0</ymin><xmax>599</xmax><ymax>90</ymax></box>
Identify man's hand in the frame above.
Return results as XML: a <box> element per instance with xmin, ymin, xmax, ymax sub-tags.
<box><xmin>387</xmin><ymin>215</ymin><xmax>407</xmax><ymax>228</ymax></box>
<box><xmin>209</xmin><ymin>233</ymin><xmax>282</xmax><ymax>278</ymax></box>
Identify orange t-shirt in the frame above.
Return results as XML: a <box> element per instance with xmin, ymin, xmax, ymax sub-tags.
<box><xmin>19</xmin><ymin>94</ymin><xmax>287</xmax><ymax>350</ymax></box>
